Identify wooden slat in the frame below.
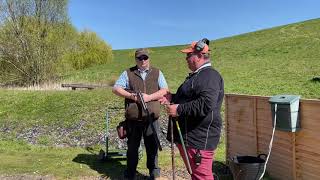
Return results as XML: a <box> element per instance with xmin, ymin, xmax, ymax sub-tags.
<box><xmin>297</xmin><ymin>173</ymin><xmax>319</xmax><ymax>180</ymax></box>
<box><xmin>292</xmin><ymin>133</ymin><xmax>297</xmax><ymax>180</ymax></box>
<box><xmin>227</xmin><ymin>122</ymin><xmax>256</xmax><ymax>130</ymax></box>
<box><xmin>228</xmin><ymin>140</ymin><xmax>256</xmax><ymax>151</ymax></box>
<box><xmin>227</xmin><ymin>127</ymin><xmax>256</xmax><ymax>138</ymax></box>
<box><xmin>258</xmin><ymin>134</ymin><xmax>293</xmax><ymax>144</ymax></box>
<box><xmin>296</xmin><ymin>161</ymin><xmax>320</xmax><ymax>178</ymax></box>
<box><xmin>267</xmin><ymin>168</ymin><xmax>293</xmax><ymax>180</ymax></box>
<box><xmin>268</xmin><ymin>161</ymin><xmax>293</xmax><ymax>171</ymax></box>
<box><xmin>296</xmin><ymin>144</ymin><xmax>320</xmax><ymax>153</ymax></box>
<box><xmin>296</xmin><ymin>149</ymin><xmax>320</xmax><ymax>162</ymax></box>
<box><xmin>296</xmin><ymin>159</ymin><xmax>320</xmax><ymax>171</ymax></box>
<box><xmin>295</xmin><ymin>130</ymin><xmax>320</xmax><ymax>139</ymax></box>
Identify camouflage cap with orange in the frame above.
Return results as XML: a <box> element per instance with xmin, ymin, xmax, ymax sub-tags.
<box><xmin>180</xmin><ymin>39</ymin><xmax>210</xmax><ymax>54</ymax></box>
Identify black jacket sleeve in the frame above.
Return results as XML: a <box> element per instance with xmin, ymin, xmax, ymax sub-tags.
<box><xmin>177</xmin><ymin>70</ymin><xmax>222</xmax><ymax>118</ymax></box>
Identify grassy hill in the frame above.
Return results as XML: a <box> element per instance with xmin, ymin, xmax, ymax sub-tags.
<box><xmin>0</xmin><ymin>18</ymin><xmax>320</xmax><ymax>179</ymax></box>
<box><xmin>64</xmin><ymin>18</ymin><xmax>320</xmax><ymax>98</ymax></box>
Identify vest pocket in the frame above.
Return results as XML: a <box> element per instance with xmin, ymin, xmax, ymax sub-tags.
<box><xmin>125</xmin><ymin>101</ymin><xmax>160</xmax><ymax>120</ymax></box>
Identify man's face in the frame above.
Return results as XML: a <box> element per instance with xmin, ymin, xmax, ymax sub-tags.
<box><xmin>135</xmin><ymin>55</ymin><xmax>150</xmax><ymax>70</ymax></box>
<box><xmin>185</xmin><ymin>53</ymin><xmax>198</xmax><ymax>71</ymax></box>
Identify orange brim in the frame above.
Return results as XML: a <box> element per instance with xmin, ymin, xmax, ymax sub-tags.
<box><xmin>180</xmin><ymin>48</ymin><xmax>194</xmax><ymax>53</ymax></box>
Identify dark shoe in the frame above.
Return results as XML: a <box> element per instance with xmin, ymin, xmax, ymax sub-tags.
<box><xmin>124</xmin><ymin>169</ymin><xmax>135</xmax><ymax>180</ymax></box>
<box><xmin>147</xmin><ymin>176</ymin><xmax>154</xmax><ymax>180</ymax></box>
<box><xmin>149</xmin><ymin>168</ymin><xmax>160</xmax><ymax>180</ymax></box>
<box><xmin>147</xmin><ymin>176</ymin><xmax>165</xmax><ymax>180</ymax></box>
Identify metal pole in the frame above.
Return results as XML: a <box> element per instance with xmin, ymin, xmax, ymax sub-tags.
<box><xmin>170</xmin><ymin>117</ymin><xmax>176</xmax><ymax>180</ymax></box>
<box><xmin>105</xmin><ymin>110</ymin><xmax>109</xmax><ymax>157</ymax></box>
<box><xmin>175</xmin><ymin>119</ymin><xmax>192</xmax><ymax>175</ymax></box>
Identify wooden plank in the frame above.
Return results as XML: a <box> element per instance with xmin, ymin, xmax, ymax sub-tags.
<box><xmin>296</xmin><ymin>171</ymin><xmax>320</xmax><ymax>180</ymax></box>
<box><xmin>296</xmin><ymin>163</ymin><xmax>320</xmax><ymax>174</ymax></box>
<box><xmin>296</xmin><ymin>161</ymin><xmax>320</xmax><ymax>177</ymax></box>
<box><xmin>228</xmin><ymin>139</ymin><xmax>256</xmax><ymax>149</ymax></box>
<box><xmin>225</xmin><ymin>94</ymin><xmax>268</xmax><ymax>99</ymax></box>
<box><xmin>299</xmin><ymin>120</ymin><xmax>320</xmax><ymax>130</ymax></box>
<box><xmin>258</xmin><ymin>134</ymin><xmax>293</xmax><ymax>144</ymax></box>
<box><xmin>228</xmin><ymin>148</ymin><xmax>257</xmax><ymax>158</ymax></box>
<box><xmin>268</xmin><ymin>159</ymin><xmax>293</xmax><ymax>170</ymax></box>
<box><xmin>228</xmin><ymin>129</ymin><xmax>256</xmax><ymax>136</ymax></box>
<box><xmin>254</xmin><ymin>97</ymin><xmax>258</xmax><ymax>155</ymax></box>
<box><xmin>292</xmin><ymin>133</ymin><xmax>297</xmax><ymax>180</ymax></box>
<box><xmin>227</xmin><ymin>127</ymin><xmax>256</xmax><ymax>138</ymax></box>
<box><xmin>299</xmin><ymin>121</ymin><xmax>320</xmax><ymax>129</ymax></box>
<box><xmin>227</xmin><ymin>121</ymin><xmax>256</xmax><ymax>129</ymax></box>
<box><xmin>269</xmin><ymin>151</ymin><xmax>293</xmax><ymax>160</ymax></box>
<box><xmin>300</xmin><ymin>101</ymin><xmax>320</xmax><ymax>108</ymax></box>
<box><xmin>257</xmin><ymin>101</ymin><xmax>271</xmax><ymax>111</ymax></box>
<box><xmin>300</xmin><ymin>99</ymin><xmax>320</xmax><ymax>103</ymax></box>
<box><xmin>228</xmin><ymin>141</ymin><xmax>256</xmax><ymax>155</ymax></box>
<box><xmin>227</xmin><ymin>112</ymin><xmax>254</xmax><ymax>123</ymax></box>
<box><xmin>296</xmin><ymin>159</ymin><xmax>320</xmax><ymax>171</ymax></box>
<box><xmin>296</xmin><ymin>149</ymin><xmax>320</xmax><ymax>162</ymax></box>
<box><xmin>267</xmin><ymin>167</ymin><xmax>293</xmax><ymax>180</ymax></box>
<box><xmin>267</xmin><ymin>162</ymin><xmax>293</xmax><ymax>173</ymax></box>
<box><xmin>296</xmin><ymin>136</ymin><xmax>320</xmax><ymax>145</ymax></box>
<box><xmin>296</xmin><ymin>143</ymin><xmax>320</xmax><ymax>153</ymax></box>
<box><xmin>295</xmin><ymin>130</ymin><xmax>320</xmax><ymax>139</ymax></box>
<box><xmin>297</xmin><ymin>173</ymin><xmax>319</xmax><ymax>180</ymax></box>
<box><xmin>259</xmin><ymin>145</ymin><xmax>293</xmax><ymax>155</ymax></box>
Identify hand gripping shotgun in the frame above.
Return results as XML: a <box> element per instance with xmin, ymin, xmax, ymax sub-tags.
<box><xmin>137</xmin><ymin>91</ymin><xmax>162</xmax><ymax>151</ymax></box>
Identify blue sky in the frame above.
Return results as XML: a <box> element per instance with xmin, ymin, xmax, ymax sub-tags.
<box><xmin>69</xmin><ymin>0</ymin><xmax>320</xmax><ymax>50</ymax></box>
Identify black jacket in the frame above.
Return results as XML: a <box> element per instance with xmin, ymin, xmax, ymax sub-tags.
<box><xmin>167</xmin><ymin>66</ymin><xmax>224</xmax><ymax>150</ymax></box>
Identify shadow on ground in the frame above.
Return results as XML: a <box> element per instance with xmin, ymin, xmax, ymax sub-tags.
<box><xmin>72</xmin><ymin>153</ymin><xmax>148</xmax><ymax>179</ymax></box>
<box><xmin>212</xmin><ymin>161</ymin><xmax>233</xmax><ymax>180</ymax></box>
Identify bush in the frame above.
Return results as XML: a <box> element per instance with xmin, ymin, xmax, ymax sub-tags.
<box><xmin>62</xmin><ymin>30</ymin><xmax>113</xmax><ymax>70</ymax></box>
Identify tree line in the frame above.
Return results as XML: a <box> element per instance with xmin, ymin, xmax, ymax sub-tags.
<box><xmin>0</xmin><ymin>0</ymin><xmax>113</xmax><ymax>86</ymax></box>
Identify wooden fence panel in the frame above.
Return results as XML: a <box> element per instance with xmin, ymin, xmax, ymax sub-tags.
<box><xmin>295</xmin><ymin>100</ymin><xmax>320</xmax><ymax>180</ymax></box>
<box><xmin>226</xmin><ymin>95</ymin><xmax>257</xmax><ymax>158</ymax></box>
<box><xmin>225</xmin><ymin>94</ymin><xmax>320</xmax><ymax>180</ymax></box>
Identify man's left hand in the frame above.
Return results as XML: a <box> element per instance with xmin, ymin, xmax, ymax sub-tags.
<box><xmin>165</xmin><ymin>104</ymin><xmax>179</xmax><ymax>117</ymax></box>
<box><xmin>142</xmin><ymin>93</ymin><xmax>152</xmax><ymax>102</ymax></box>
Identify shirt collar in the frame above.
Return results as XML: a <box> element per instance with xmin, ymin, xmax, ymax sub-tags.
<box><xmin>194</xmin><ymin>62</ymin><xmax>211</xmax><ymax>73</ymax></box>
<box><xmin>137</xmin><ymin>67</ymin><xmax>149</xmax><ymax>73</ymax></box>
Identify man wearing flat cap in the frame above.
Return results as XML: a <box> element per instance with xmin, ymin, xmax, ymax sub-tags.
<box><xmin>113</xmin><ymin>48</ymin><xmax>168</xmax><ymax>180</ymax></box>
<box><xmin>160</xmin><ymin>39</ymin><xmax>224</xmax><ymax>180</ymax></box>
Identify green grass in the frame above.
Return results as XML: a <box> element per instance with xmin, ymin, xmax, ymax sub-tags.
<box><xmin>0</xmin><ymin>139</ymin><xmax>226</xmax><ymax>179</ymax></box>
<box><xmin>0</xmin><ymin>89</ymin><xmax>118</xmax><ymax>124</ymax></box>
<box><xmin>1</xmin><ymin>18</ymin><xmax>320</xmax><ymax>178</ymax></box>
<box><xmin>0</xmin><ymin>89</ymin><xmax>123</xmax><ymax>145</ymax></box>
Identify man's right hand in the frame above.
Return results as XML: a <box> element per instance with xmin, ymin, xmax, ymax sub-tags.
<box><xmin>129</xmin><ymin>93</ymin><xmax>138</xmax><ymax>101</ymax></box>
<box><xmin>159</xmin><ymin>92</ymin><xmax>172</xmax><ymax>105</ymax></box>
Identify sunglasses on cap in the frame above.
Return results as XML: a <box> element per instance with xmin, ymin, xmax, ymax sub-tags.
<box><xmin>136</xmin><ymin>55</ymin><xmax>149</xmax><ymax>61</ymax></box>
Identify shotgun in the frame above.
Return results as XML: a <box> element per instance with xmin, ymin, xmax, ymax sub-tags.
<box><xmin>137</xmin><ymin>90</ymin><xmax>162</xmax><ymax>151</ymax></box>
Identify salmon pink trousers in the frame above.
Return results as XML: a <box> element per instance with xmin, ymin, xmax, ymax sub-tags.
<box><xmin>177</xmin><ymin>144</ymin><xmax>215</xmax><ymax>180</ymax></box>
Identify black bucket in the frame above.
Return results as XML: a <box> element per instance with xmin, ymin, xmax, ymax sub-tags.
<box><xmin>228</xmin><ymin>154</ymin><xmax>267</xmax><ymax>180</ymax></box>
